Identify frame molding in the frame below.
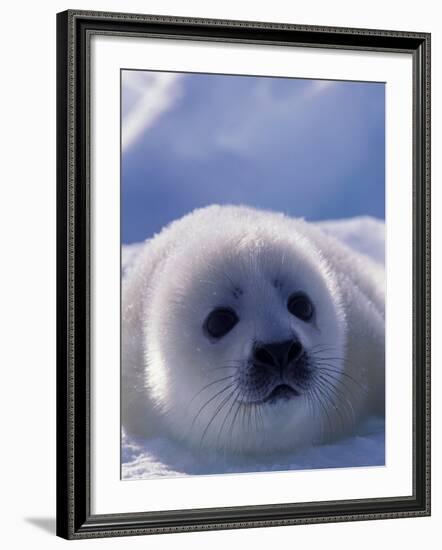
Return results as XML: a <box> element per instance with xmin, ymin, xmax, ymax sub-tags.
<box><xmin>56</xmin><ymin>9</ymin><xmax>431</xmax><ymax>539</ymax></box>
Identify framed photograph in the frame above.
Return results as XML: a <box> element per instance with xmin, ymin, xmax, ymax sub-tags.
<box><xmin>56</xmin><ymin>9</ymin><xmax>431</xmax><ymax>539</ymax></box>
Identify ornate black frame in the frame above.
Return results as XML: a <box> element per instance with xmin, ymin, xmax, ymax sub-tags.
<box><xmin>56</xmin><ymin>9</ymin><xmax>431</xmax><ymax>539</ymax></box>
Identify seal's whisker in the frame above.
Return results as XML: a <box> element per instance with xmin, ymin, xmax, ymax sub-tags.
<box><xmin>314</xmin><ymin>377</ymin><xmax>349</xmax><ymax>433</ymax></box>
<box><xmin>227</xmin><ymin>393</ymin><xmax>245</xmax><ymax>451</ymax></box>
<box><xmin>318</xmin><ymin>375</ymin><xmax>357</xmax><ymax>431</ymax></box>
<box><xmin>190</xmin><ymin>382</ymin><xmax>237</xmax><ymax>433</ymax></box>
<box><xmin>252</xmin><ymin>391</ymin><xmax>263</xmax><ymax>434</ymax></box>
<box><xmin>308</xmin><ymin>357</ymin><xmax>363</xmax><ymax>384</ymax></box>
<box><xmin>216</xmin><ymin>386</ymin><xmax>243</xmax><ymax>451</ymax></box>
<box><xmin>309</xmin><ymin>344</ymin><xmax>341</xmax><ymax>353</ymax></box>
<box><xmin>243</xmin><ymin>396</ymin><xmax>250</xmax><ymax>438</ymax></box>
<box><xmin>239</xmin><ymin>385</ymin><xmax>259</xmax><ymax>452</ymax></box>
<box><xmin>253</xmin><ymin>400</ymin><xmax>261</xmax><ymax>436</ymax></box>
<box><xmin>315</xmin><ymin>365</ymin><xmax>368</xmax><ymax>392</ymax></box>
<box><xmin>311</xmin><ymin>355</ymin><xmax>347</xmax><ymax>363</ymax></box>
<box><xmin>189</xmin><ymin>375</ymin><xmax>237</xmax><ymax>406</ymax></box>
<box><xmin>305</xmin><ymin>388</ymin><xmax>314</xmax><ymax>423</ymax></box>
<box><xmin>317</xmin><ymin>365</ymin><xmax>364</xmax><ymax>389</ymax></box>
<box><xmin>318</xmin><ymin>368</ymin><xmax>368</xmax><ymax>395</ymax></box>
<box><xmin>199</xmin><ymin>385</ymin><xmax>239</xmax><ymax>448</ymax></box>
<box><xmin>308</xmin><ymin>388</ymin><xmax>325</xmax><ymax>442</ymax></box>
<box><xmin>311</xmin><ymin>387</ymin><xmax>332</xmax><ymax>441</ymax></box>
<box><xmin>245</xmin><ymin>388</ymin><xmax>255</xmax><ymax>436</ymax></box>
<box><xmin>210</xmin><ymin>363</ymin><xmax>242</xmax><ymax>372</ymax></box>
<box><xmin>209</xmin><ymin>366</ymin><xmax>241</xmax><ymax>373</ymax></box>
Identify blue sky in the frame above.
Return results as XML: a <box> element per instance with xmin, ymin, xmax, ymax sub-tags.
<box><xmin>121</xmin><ymin>70</ymin><xmax>385</xmax><ymax>244</ymax></box>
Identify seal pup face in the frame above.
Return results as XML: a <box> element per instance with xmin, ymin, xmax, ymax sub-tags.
<box><xmin>144</xmin><ymin>224</ymin><xmax>347</xmax><ymax>454</ymax></box>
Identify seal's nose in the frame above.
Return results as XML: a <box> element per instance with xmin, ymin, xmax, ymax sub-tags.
<box><xmin>253</xmin><ymin>339</ymin><xmax>303</xmax><ymax>370</ymax></box>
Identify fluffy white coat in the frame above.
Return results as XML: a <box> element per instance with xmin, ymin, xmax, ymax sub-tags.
<box><xmin>122</xmin><ymin>206</ymin><xmax>384</xmax><ymax>455</ymax></box>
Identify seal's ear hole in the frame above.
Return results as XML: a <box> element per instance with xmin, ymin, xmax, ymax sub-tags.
<box><xmin>204</xmin><ymin>307</ymin><xmax>239</xmax><ymax>339</ymax></box>
<box><xmin>287</xmin><ymin>292</ymin><xmax>314</xmax><ymax>322</ymax></box>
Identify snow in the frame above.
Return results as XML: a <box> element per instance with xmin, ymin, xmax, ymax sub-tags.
<box><xmin>121</xmin><ymin>215</ymin><xmax>385</xmax><ymax>480</ymax></box>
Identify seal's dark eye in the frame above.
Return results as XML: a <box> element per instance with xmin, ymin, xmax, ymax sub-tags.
<box><xmin>204</xmin><ymin>308</ymin><xmax>239</xmax><ymax>339</ymax></box>
<box><xmin>287</xmin><ymin>293</ymin><xmax>314</xmax><ymax>322</ymax></box>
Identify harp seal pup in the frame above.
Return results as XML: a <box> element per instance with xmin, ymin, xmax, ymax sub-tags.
<box><xmin>122</xmin><ymin>205</ymin><xmax>384</xmax><ymax>455</ymax></box>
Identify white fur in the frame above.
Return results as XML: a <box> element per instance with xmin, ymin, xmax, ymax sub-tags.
<box><xmin>122</xmin><ymin>205</ymin><xmax>384</xmax><ymax>455</ymax></box>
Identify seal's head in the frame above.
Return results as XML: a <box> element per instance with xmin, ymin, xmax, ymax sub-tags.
<box><xmin>143</xmin><ymin>210</ymin><xmax>348</xmax><ymax>454</ymax></box>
